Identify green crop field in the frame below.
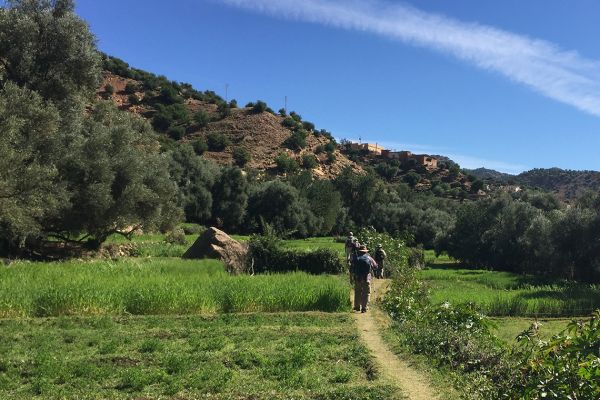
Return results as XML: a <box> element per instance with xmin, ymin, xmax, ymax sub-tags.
<box><xmin>419</xmin><ymin>267</ymin><xmax>600</xmax><ymax>317</ymax></box>
<box><xmin>0</xmin><ymin>313</ymin><xmax>400</xmax><ymax>400</ymax></box>
<box><xmin>0</xmin><ymin>258</ymin><xmax>350</xmax><ymax>318</ymax></box>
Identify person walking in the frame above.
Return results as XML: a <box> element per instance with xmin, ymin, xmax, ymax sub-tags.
<box><xmin>374</xmin><ymin>244</ymin><xmax>387</xmax><ymax>278</ymax></box>
<box><xmin>344</xmin><ymin>232</ymin><xmax>356</xmax><ymax>262</ymax></box>
<box><xmin>353</xmin><ymin>245</ymin><xmax>377</xmax><ymax>313</ymax></box>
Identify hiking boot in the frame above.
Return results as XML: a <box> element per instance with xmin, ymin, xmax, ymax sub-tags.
<box><xmin>361</xmin><ymin>309</ymin><xmax>367</xmax><ymax>313</ymax></box>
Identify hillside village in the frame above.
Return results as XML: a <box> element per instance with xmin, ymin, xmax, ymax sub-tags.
<box><xmin>347</xmin><ymin>142</ymin><xmax>438</xmax><ymax>169</ymax></box>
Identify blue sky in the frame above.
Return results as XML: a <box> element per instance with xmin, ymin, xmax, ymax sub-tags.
<box><xmin>76</xmin><ymin>0</ymin><xmax>600</xmax><ymax>174</ymax></box>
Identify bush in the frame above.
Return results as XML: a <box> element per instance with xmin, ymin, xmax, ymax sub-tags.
<box><xmin>159</xmin><ymin>85</ymin><xmax>183</xmax><ymax>104</ymax></box>
<box><xmin>193</xmin><ymin>110</ymin><xmax>210</xmax><ymax>128</ymax></box>
<box><xmin>278</xmin><ymin>108</ymin><xmax>287</xmax><ymax>117</ymax></box>
<box><xmin>302</xmin><ymin>154</ymin><xmax>318</xmax><ymax>169</ymax></box>
<box><xmin>232</xmin><ymin>147</ymin><xmax>251</xmax><ymax>167</ymax></box>
<box><xmin>324</xmin><ymin>141</ymin><xmax>336</xmax><ymax>153</ymax></box>
<box><xmin>302</xmin><ymin>121</ymin><xmax>315</xmax><ymax>131</ymax></box>
<box><xmin>153</xmin><ymin>104</ymin><xmax>189</xmax><ymax>132</ymax></box>
<box><xmin>127</xmin><ymin>94</ymin><xmax>140</xmax><ymax>105</ymax></box>
<box><xmin>511</xmin><ymin>312</ymin><xmax>600</xmax><ymax>399</ymax></box>
<box><xmin>124</xmin><ymin>82</ymin><xmax>138</xmax><ymax>94</ymax></box>
<box><xmin>168</xmin><ymin>126</ymin><xmax>185</xmax><ymax>140</ymax></box>
<box><xmin>248</xmin><ymin>235</ymin><xmax>345</xmax><ymax>274</ymax></box>
<box><xmin>284</xmin><ymin>129</ymin><xmax>307</xmax><ymax>150</ymax></box>
<box><xmin>404</xmin><ymin>171</ymin><xmax>421</xmax><ymax>187</ymax></box>
<box><xmin>229</xmin><ymin>99</ymin><xmax>238</xmax><ymax>108</ymax></box>
<box><xmin>206</xmin><ymin>132</ymin><xmax>230</xmax><ymax>151</ymax></box>
<box><xmin>252</xmin><ymin>100</ymin><xmax>267</xmax><ymax>113</ymax></box>
<box><xmin>327</xmin><ymin>152</ymin><xmax>337</xmax><ymax>164</ymax></box>
<box><xmin>104</xmin><ymin>84</ymin><xmax>114</xmax><ymax>97</ymax></box>
<box><xmin>290</xmin><ymin>111</ymin><xmax>302</xmax><ymax>122</ymax></box>
<box><xmin>192</xmin><ymin>138</ymin><xmax>208</xmax><ymax>155</ymax></box>
<box><xmin>217</xmin><ymin>102</ymin><xmax>231</xmax><ymax>118</ymax></box>
<box><xmin>275</xmin><ymin>153</ymin><xmax>299</xmax><ymax>173</ymax></box>
<box><xmin>282</xmin><ymin>117</ymin><xmax>297</xmax><ymax>128</ymax></box>
<box><xmin>182</xmin><ymin>224</ymin><xmax>204</xmax><ymax>235</ymax></box>
<box><xmin>165</xmin><ymin>228</ymin><xmax>186</xmax><ymax>245</ymax></box>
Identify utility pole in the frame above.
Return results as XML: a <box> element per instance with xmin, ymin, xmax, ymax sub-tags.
<box><xmin>225</xmin><ymin>83</ymin><xmax>229</xmax><ymax>102</ymax></box>
<box><xmin>284</xmin><ymin>95</ymin><xmax>288</xmax><ymax>114</ymax></box>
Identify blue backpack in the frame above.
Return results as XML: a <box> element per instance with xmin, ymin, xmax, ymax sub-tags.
<box><xmin>355</xmin><ymin>254</ymin><xmax>372</xmax><ymax>276</ymax></box>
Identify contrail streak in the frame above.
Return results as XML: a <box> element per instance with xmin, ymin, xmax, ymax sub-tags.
<box><xmin>219</xmin><ymin>0</ymin><xmax>600</xmax><ymax>117</ymax></box>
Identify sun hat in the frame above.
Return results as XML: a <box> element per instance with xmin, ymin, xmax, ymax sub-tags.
<box><xmin>358</xmin><ymin>245</ymin><xmax>369</xmax><ymax>253</ymax></box>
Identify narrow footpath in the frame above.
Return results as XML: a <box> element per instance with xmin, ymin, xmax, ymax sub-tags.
<box><xmin>353</xmin><ymin>279</ymin><xmax>439</xmax><ymax>400</ymax></box>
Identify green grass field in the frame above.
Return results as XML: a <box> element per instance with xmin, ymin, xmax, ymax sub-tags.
<box><xmin>0</xmin><ymin>313</ymin><xmax>400</xmax><ymax>400</ymax></box>
<box><xmin>0</xmin><ymin>258</ymin><xmax>350</xmax><ymax>317</ymax></box>
<box><xmin>420</xmin><ymin>267</ymin><xmax>600</xmax><ymax>317</ymax></box>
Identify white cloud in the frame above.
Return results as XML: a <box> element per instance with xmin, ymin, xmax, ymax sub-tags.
<box><xmin>219</xmin><ymin>0</ymin><xmax>600</xmax><ymax>117</ymax></box>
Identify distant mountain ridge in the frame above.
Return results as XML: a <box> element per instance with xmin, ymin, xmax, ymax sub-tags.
<box><xmin>468</xmin><ymin>167</ymin><xmax>600</xmax><ymax>200</ymax></box>
<box><xmin>464</xmin><ymin>167</ymin><xmax>514</xmax><ymax>182</ymax></box>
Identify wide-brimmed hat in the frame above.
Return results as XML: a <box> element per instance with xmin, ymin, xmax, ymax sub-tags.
<box><xmin>358</xmin><ymin>245</ymin><xmax>369</xmax><ymax>253</ymax></box>
<box><xmin>377</xmin><ymin>244</ymin><xmax>383</xmax><ymax>248</ymax></box>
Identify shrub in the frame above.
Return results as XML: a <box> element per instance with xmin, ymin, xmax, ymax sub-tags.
<box><xmin>324</xmin><ymin>141</ymin><xmax>336</xmax><ymax>153</ymax></box>
<box><xmin>302</xmin><ymin>154</ymin><xmax>318</xmax><ymax>169</ymax></box>
<box><xmin>278</xmin><ymin>108</ymin><xmax>287</xmax><ymax>117</ymax></box>
<box><xmin>282</xmin><ymin>117</ymin><xmax>297</xmax><ymax>129</ymax></box>
<box><xmin>192</xmin><ymin>138</ymin><xmax>208</xmax><ymax>155</ymax></box>
<box><xmin>159</xmin><ymin>85</ymin><xmax>183</xmax><ymax>104</ymax></box>
<box><xmin>153</xmin><ymin>112</ymin><xmax>173</xmax><ymax>132</ymax></box>
<box><xmin>290</xmin><ymin>111</ymin><xmax>302</xmax><ymax>122</ymax></box>
<box><xmin>193</xmin><ymin>110</ymin><xmax>210</xmax><ymax>128</ymax></box>
<box><xmin>404</xmin><ymin>171</ymin><xmax>421</xmax><ymax>187</ymax></box>
<box><xmin>284</xmin><ymin>129</ymin><xmax>308</xmax><ymax>150</ymax></box>
<box><xmin>104</xmin><ymin>84</ymin><xmax>114</xmax><ymax>97</ymax></box>
<box><xmin>153</xmin><ymin>104</ymin><xmax>189</xmax><ymax>132</ymax></box>
<box><xmin>275</xmin><ymin>153</ymin><xmax>299</xmax><ymax>173</ymax></box>
<box><xmin>302</xmin><ymin>121</ymin><xmax>315</xmax><ymax>131</ymax></box>
<box><xmin>315</xmin><ymin>145</ymin><xmax>325</xmax><ymax>154</ymax></box>
<box><xmin>229</xmin><ymin>99</ymin><xmax>238</xmax><ymax>108</ymax></box>
<box><xmin>511</xmin><ymin>312</ymin><xmax>600</xmax><ymax>399</ymax></box>
<box><xmin>206</xmin><ymin>132</ymin><xmax>230</xmax><ymax>151</ymax></box>
<box><xmin>127</xmin><ymin>93</ymin><xmax>140</xmax><ymax>105</ymax></box>
<box><xmin>182</xmin><ymin>224</ymin><xmax>204</xmax><ymax>235</ymax></box>
<box><xmin>168</xmin><ymin>126</ymin><xmax>185</xmax><ymax>140</ymax></box>
<box><xmin>217</xmin><ymin>102</ymin><xmax>231</xmax><ymax>118</ymax></box>
<box><xmin>232</xmin><ymin>147</ymin><xmax>251</xmax><ymax>167</ymax></box>
<box><xmin>252</xmin><ymin>100</ymin><xmax>267</xmax><ymax>113</ymax></box>
<box><xmin>327</xmin><ymin>152</ymin><xmax>337</xmax><ymax>164</ymax></box>
<box><xmin>164</xmin><ymin>228</ymin><xmax>186</xmax><ymax>245</ymax></box>
<box><xmin>248</xmin><ymin>235</ymin><xmax>345</xmax><ymax>274</ymax></box>
<box><xmin>124</xmin><ymin>82</ymin><xmax>138</xmax><ymax>94</ymax></box>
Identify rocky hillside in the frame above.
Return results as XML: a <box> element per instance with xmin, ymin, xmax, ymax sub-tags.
<box><xmin>98</xmin><ymin>56</ymin><xmax>360</xmax><ymax>179</ymax></box>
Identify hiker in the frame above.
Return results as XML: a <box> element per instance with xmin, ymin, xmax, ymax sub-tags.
<box><xmin>344</xmin><ymin>232</ymin><xmax>355</xmax><ymax>261</ymax></box>
<box><xmin>348</xmin><ymin>238</ymin><xmax>360</xmax><ymax>284</ymax></box>
<box><xmin>353</xmin><ymin>245</ymin><xmax>377</xmax><ymax>313</ymax></box>
<box><xmin>374</xmin><ymin>244</ymin><xmax>387</xmax><ymax>278</ymax></box>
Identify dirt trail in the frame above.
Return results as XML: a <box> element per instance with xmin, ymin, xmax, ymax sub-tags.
<box><xmin>353</xmin><ymin>279</ymin><xmax>439</xmax><ymax>400</ymax></box>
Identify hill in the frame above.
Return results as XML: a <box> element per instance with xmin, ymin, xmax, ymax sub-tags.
<box><xmin>517</xmin><ymin>168</ymin><xmax>600</xmax><ymax>200</ymax></box>
<box><xmin>98</xmin><ymin>56</ymin><xmax>360</xmax><ymax>179</ymax></box>
<box><xmin>466</xmin><ymin>166</ymin><xmax>600</xmax><ymax>200</ymax></box>
<box><xmin>465</xmin><ymin>167</ymin><xmax>514</xmax><ymax>182</ymax></box>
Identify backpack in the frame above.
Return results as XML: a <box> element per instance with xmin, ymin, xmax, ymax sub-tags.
<box><xmin>355</xmin><ymin>254</ymin><xmax>372</xmax><ymax>276</ymax></box>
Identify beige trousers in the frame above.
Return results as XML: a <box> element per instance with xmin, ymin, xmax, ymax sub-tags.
<box><xmin>353</xmin><ymin>276</ymin><xmax>371</xmax><ymax>310</ymax></box>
